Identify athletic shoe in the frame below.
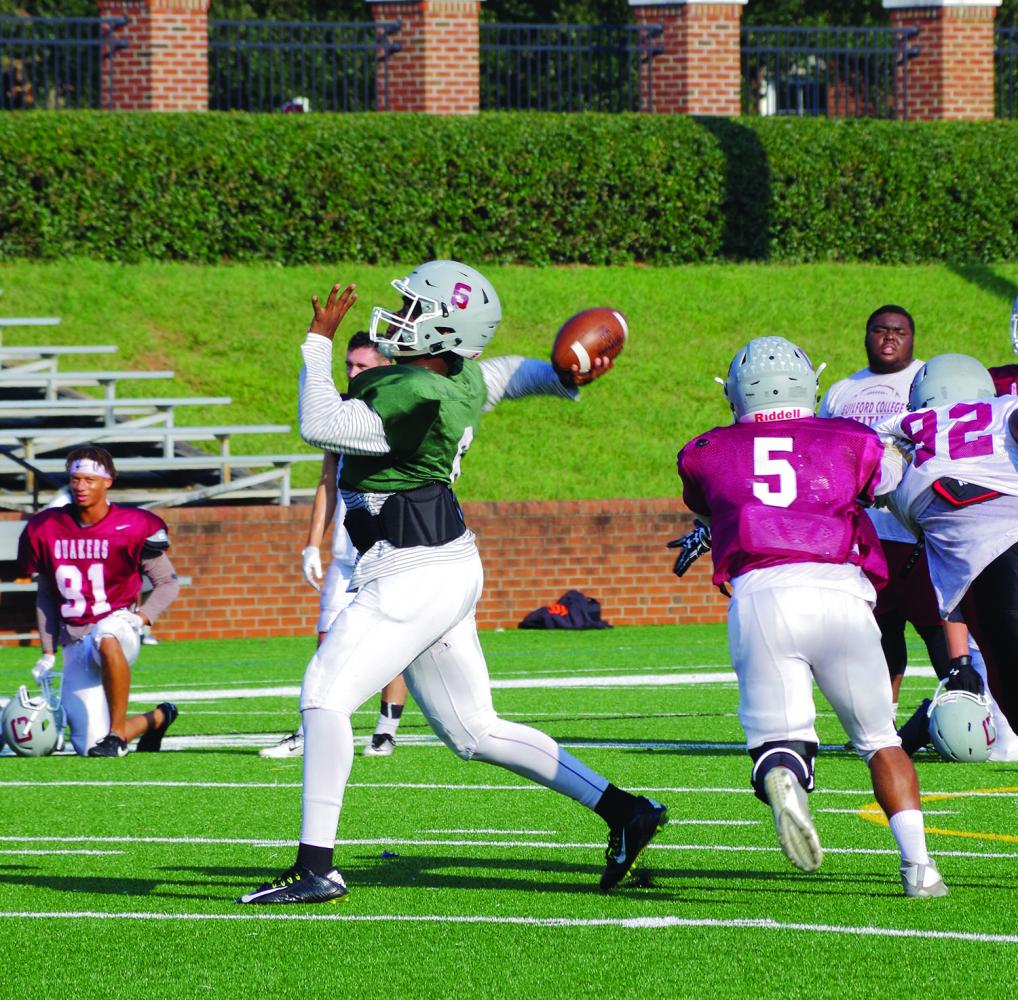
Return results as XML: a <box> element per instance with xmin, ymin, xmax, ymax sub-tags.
<box><xmin>363</xmin><ymin>732</ymin><xmax>395</xmax><ymax>757</ymax></box>
<box><xmin>259</xmin><ymin>732</ymin><xmax>304</xmax><ymax>759</ymax></box>
<box><xmin>897</xmin><ymin>699</ymin><xmax>933</xmax><ymax>757</ymax></box>
<box><xmin>600</xmin><ymin>796</ymin><xmax>668</xmax><ymax>891</ymax></box>
<box><xmin>136</xmin><ymin>702</ymin><xmax>178</xmax><ymax>753</ymax></box>
<box><xmin>900</xmin><ymin>860</ymin><xmax>948</xmax><ymax>898</ymax></box>
<box><xmin>140</xmin><ymin>626</ymin><xmax>159</xmax><ymax>646</ymax></box>
<box><xmin>87</xmin><ymin>733</ymin><xmax>128</xmax><ymax>758</ymax></box>
<box><xmin>764</xmin><ymin>766</ymin><xmax>823</xmax><ymax>873</ymax></box>
<box><xmin>237</xmin><ymin>864</ymin><xmax>348</xmax><ymax>905</ymax></box>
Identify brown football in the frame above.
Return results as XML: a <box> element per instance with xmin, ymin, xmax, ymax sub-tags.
<box><xmin>551</xmin><ymin>308</ymin><xmax>628</xmax><ymax>386</ymax></box>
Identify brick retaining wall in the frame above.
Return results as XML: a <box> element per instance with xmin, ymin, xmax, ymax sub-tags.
<box><xmin>0</xmin><ymin>499</ymin><xmax>726</xmax><ymax>643</ymax></box>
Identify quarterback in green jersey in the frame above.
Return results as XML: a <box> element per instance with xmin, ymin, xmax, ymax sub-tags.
<box><xmin>239</xmin><ymin>261</ymin><xmax>667</xmax><ymax>905</ymax></box>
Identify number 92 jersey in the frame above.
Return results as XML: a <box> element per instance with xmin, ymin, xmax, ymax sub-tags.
<box><xmin>18</xmin><ymin>505</ymin><xmax>170</xmax><ymax>628</ymax></box>
<box><xmin>677</xmin><ymin>416</ymin><xmax>887</xmax><ymax>588</ymax></box>
<box><xmin>878</xmin><ymin>395</ymin><xmax>1018</xmax><ymax>522</ymax></box>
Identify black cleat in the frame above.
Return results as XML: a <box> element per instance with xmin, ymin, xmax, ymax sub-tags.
<box><xmin>237</xmin><ymin>864</ymin><xmax>349</xmax><ymax>905</ymax></box>
<box><xmin>898</xmin><ymin>699</ymin><xmax>933</xmax><ymax>757</ymax></box>
<box><xmin>137</xmin><ymin>703</ymin><xmax>178</xmax><ymax>753</ymax></box>
<box><xmin>600</xmin><ymin>797</ymin><xmax>668</xmax><ymax>891</ymax></box>
<box><xmin>87</xmin><ymin>733</ymin><xmax>128</xmax><ymax>758</ymax></box>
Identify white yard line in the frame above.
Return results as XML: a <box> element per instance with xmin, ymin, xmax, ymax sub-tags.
<box><xmin>0</xmin><ymin>910</ymin><xmax>1013</xmax><ymax>945</ymax></box>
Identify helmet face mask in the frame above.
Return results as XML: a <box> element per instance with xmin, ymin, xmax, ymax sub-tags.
<box><xmin>927</xmin><ymin>681</ymin><xmax>996</xmax><ymax>762</ymax></box>
<box><xmin>1</xmin><ymin>684</ymin><xmax>60</xmax><ymax>757</ymax></box>
<box><xmin>369</xmin><ymin>260</ymin><xmax>502</xmax><ymax>360</ymax></box>
<box><xmin>908</xmin><ymin>353</ymin><xmax>995</xmax><ymax>411</ymax></box>
<box><xmin>723</xmin><ymin>336</ymin><xmax>821</xmax><ymax>422</ymax></box>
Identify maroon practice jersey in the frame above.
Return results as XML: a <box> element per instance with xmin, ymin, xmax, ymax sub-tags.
<box><xmin>18</xmin><ymin>504</ymin><xmax>170</xmax><ymax>628</ymax></box>
<box><xmin>677</xmin><ymin>416</ymin><xmax>888</xmax><ymax>589</ymax></box>
<box><xmin>989</xmin><ymin>364</ymin><xmax>1018</xmax><ymax>397</ymax></box>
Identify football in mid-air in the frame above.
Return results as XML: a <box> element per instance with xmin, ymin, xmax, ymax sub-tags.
<box><xmin>551</xmin><ymin>308</ymin><xmax>628</xmax><ymax>385</ymax></box>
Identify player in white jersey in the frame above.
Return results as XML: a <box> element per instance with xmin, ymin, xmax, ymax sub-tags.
<box><xmin>878</xmin><ymin>354</ymin><xmax>1018</xmax><ymax>733</ymax></box>
<box><xmin>260</xmin><ymin>333</ymin><xmax>406</xmax><ymax>759</ymax></box>
<box><xmin>818</xmin><ymin>306</ymin><xmax>947</xmax><ymax>725</ymax></box>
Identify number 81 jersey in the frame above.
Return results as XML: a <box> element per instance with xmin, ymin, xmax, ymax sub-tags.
<box><xmin>18</xmin><ymin>504</ymin><xmax>170</xmax><ymax>628</ymax></box>
<box><xmin>677</xmin><ymin>416</ymin><xmax>887</xmax><ymax>588</ymax></box>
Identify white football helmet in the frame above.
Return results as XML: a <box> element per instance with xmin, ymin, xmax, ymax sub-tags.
<box><xmin>723</xmin><ymin>336</ymin><xmax>821</xmax><ymax>421</ymax></box>
<box><xmin>369</xmin><ymin>260</ymin><xmax>502</xmax><ymax>360</ymax></box>
<box><xmin>1010</xmin><ymin>294</ymin><xmax>1018</xmax><ymax>355</ymax></box>
<box><xmin>1</xmin><ymin>685</ymin><xmax>60</xmax><ymax>757</ymax></box>
<box><xmin>927</xmin><ymin>680</ymin><xmax>996</xmax><ymax>763</ymax></box>
<box><xmin>908</xmin><ymin>354</ymin><xmax>995</xmax><ymax>411</ymax></box>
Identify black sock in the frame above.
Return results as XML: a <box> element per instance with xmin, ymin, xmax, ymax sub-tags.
<box><xmin>296</xmin><ymin>842</ymin><xmax>334</xmax><ymax>875</ymax></box>
<box><xmin>381</xmin><ymin>700</ymin><xmax>403</xmax><ymax>720</ymax></box>
<box><xmin>594</xmin><ymin>784</ymin><xmax>640</xmax><ymax>828</ymax></box>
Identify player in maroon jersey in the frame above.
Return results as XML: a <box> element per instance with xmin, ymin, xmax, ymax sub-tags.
<box><xmin>676</xmin><ymin>336</ymin><xmax>946</xmax><ymax>898</ymax></box>
<box><xmin>18</xmin><ymin>446</ymin><xmax>181</xmax><ymax>757</ymax></box>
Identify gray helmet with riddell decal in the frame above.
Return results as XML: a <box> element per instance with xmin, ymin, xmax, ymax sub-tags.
<box><xmin>369</xmin><ymin>260</ymin><xmax>502</xmax><ymax>360</ymax></box>
<box><xmin>723</xmin><ymin>336</ymin><xmax>820</xmax><ymax>421</ymax></box>
<box><xmin>908</xmin><ymin>354</ymin><xmax>994</xmax><ymax>412</ymax></box>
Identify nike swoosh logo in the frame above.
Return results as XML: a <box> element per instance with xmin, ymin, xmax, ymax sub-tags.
<box><xmin>115</xmin><ymin>525</ymin><xmax>130</xmax><ymax>530</ymax></box>
<box><xmin>613</xmin><ymin>831</ymin><xmax>627</xmax><ymax>863</ymax></box>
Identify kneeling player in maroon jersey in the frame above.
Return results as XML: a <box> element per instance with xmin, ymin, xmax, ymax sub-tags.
<box><xmin>18</xmin><ymin>446</ymin><xmax>181</xmax><ymax>757</ymax></box>
<box><xmin>675</xmin><ymin>337</ymin><xmax>945</xmax><ymax>898</ymax></box>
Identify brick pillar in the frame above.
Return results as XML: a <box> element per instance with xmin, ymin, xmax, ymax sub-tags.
<box><xmin>884</xmin><ymin>0</ymin><xmax>1000</xmax><ymax>120</ymax></box>
<box><xmin>628</xmin><ymin>0</ymin><xmax>746</xmax><ymax>115</ymax></box>
<box><xmin>97</xmin><ymin>0</ymin><xmax>210</xmax><ymax>111</ymax></box>
<box><xmin>368</xmin><ymin>0</ymin><xmax>481</xmax><ymax>113</ymax></box>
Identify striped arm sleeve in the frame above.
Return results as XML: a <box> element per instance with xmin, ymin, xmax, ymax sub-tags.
<box><xmin>479</xmin><ymin>355</ymin><xmax>579</xmax><ymax>412</ymax></box>
<box><xmin>299</xmin><ymin>334</ymin><xmax>389</xmax><ymax>456</ymax></box>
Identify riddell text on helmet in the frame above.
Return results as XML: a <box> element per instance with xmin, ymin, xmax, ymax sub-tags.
<box><xmin>753</xmin><ymin>408</ymin><xmax>809</xmax><ymax>422</ymax></box>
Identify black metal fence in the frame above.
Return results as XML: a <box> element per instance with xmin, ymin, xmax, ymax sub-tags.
<box><xmin>997</xmin><ymin>27</ymin><xmax>1018</xmax><ymax>119</ymax></box>
<box><xmin>208</xmin><ymin>19</ymin><xmax>401</xmax><ymax>113</ymax></box>
<box><xmin>741</xmin><ymin>26</ymin><xmax>919</xmax><ymax>119</ymax></box>
<box><xmin>0</xmin><ymin>15</ymin><xmax>127</xmax><ymax>111</ymax></box>
<box><xmin>480</xmin><ymin>23</ymin><xmax>663</xmax><ymax>112</ymax></box>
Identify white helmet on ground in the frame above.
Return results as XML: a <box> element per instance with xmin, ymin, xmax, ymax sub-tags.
<box><xmin>1</xmin><ymin>685</ymin><xmax>60</xmax><ymax>757</ymax></box>
<box><xmin>908</xmin><ymin>354</ymin><xmax>995</xmax><ymax>412</ymax></box>
<box><xmin>369</xmin><ymin>260</ymin><xmax>502</xmax><ymax>360</ymax></box>
<box><xmin>723</xmin><ymin>336</ymin><xmax>821</xmax><ymax>422</ymax></box>
<box><xmin>927</xmin><ymin>681</ymin><xmax>997</xmax><ymax>762</ymax></box>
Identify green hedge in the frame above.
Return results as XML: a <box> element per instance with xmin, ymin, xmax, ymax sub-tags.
<box><xmin>2</xmin><ymin>112</ymin><xmax>1017</xmax><ymax>264</ymax></box>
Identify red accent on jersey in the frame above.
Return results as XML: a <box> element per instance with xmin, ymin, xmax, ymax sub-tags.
<box><xmin>989</xmin><ymin>364</ymin><xmax>1018</xmax><ymax>398</ymax></box>
<box><xmin>18</xmin><ymin>504</ymin><xmax>169</xmax><ymax>627</ymax></box>
<box><xmin>677</xmin><ymin>417</ymin><xmax>888</xmax><ymax>588</ymax></box>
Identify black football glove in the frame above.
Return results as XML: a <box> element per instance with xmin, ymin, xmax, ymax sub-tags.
<box><xmin>945</xmin><ymin>655</ymin><xmax>985</xmax><ymax>696</ymax></box>
<box><xmin>667</xmin><ymin>520</ymin><xmax>711</xmax><ymax>578</ymax></box>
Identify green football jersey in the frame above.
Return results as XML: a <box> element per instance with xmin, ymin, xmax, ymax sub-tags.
<box><xmin>340</xmin><ymin>359</ymin><xmax>486</xmax><ymax>493</ymax></box>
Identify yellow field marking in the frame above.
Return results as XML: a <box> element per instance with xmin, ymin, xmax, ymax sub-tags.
<box><xmin>855</xmin><ymin>786</ymin><xmax>1018</xmax><ymax>843</ymax></box>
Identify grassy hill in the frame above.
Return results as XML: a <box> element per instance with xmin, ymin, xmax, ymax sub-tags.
<box><xmin>2</xmin><ymin>259</ymin><xmax>1017</xmax><ymax>500</ymax></box>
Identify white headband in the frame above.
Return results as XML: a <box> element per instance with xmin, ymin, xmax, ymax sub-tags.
<box><xmin>67</xmin><ymin>459</ymin><xmax>112</xmax><ymax>479</ymax></box>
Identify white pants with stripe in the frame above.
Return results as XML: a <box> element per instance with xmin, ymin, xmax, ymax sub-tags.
<box><xmin>728</xmin><ymin>584</ymin><xmax>901</xmax><ymax>758</ymax></box>
<box><xmin>298</xmin><ymin>551</ymin><xmax>610</xmax><ymax>849</ymax></box>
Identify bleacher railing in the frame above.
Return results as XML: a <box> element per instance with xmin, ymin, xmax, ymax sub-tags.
<box><xmin>480</xmin><ymin>23</ymin><xmax>664</xmax><ymax>112</ymax></box>
<box><xmin>997</xmin><ymin>27</ymin><xmax>1018</xmax><ymax>119</ymax></box>
<box><xmin>741</xmin><ymin>25</ymin><xmax>919</xmax><ymax>119</ymax></box>
<box><xmin>208</xmin><ymin>19</ymin><xmax>401</xmax><ymax>113</ymax></box>
<box><xmin>0</xmin><ymin>15</ymin><xmax>127</xmax><ymax>111</ymax></box>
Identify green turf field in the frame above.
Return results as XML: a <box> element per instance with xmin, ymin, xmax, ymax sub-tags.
<box><xmin>2</xmin><ymin>260</ymin><xmax>1018</xmax><ymax>498</ymax></box>
<box><xmin>1</xmin><ymin>625</ymin><xmax>1015</xmax><ymax>1000</ymax></box>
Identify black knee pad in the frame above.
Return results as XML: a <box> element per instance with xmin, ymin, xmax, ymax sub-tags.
<box><xmin>749</xmin><ymin>740</ymin><xmax>818</xmax><ymax>804</ymax></box>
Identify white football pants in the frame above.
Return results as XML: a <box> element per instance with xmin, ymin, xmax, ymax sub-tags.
<box><xmin>728</xmin><ymin>585</ymin><xmax>901</xmax><ymax>759</ymax></box>
<box><xmin>61</xmin><ymin>612</ymin><xmax>142</xmax><ymax>756</ymax></box>
<box><xmin>316</xmin><ymin>559</ymin><xmax>357</xmax><ymax>635</ymax></box>
<box><xmin>299</xmin><ymin>552</ymin><xmax>609</xmax><ymax>850</ymax></box>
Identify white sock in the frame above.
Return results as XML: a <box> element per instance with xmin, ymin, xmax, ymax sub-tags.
<box><xmin>299</xmin><ymin>708</ymin><xmax>353</xmax><ymax>849</ymax></box>
<box><xmin>473</xmin><ymin>718</ymin><xmax>608</xmax><ymax>810</ymax></box>
<box><xmin>374</xmin><ymin>700</ymin><xmax>402</xmax><ymax>738</ymax></box>
<box><xmin>888</xmin><ymin>809</ymin><xmax>929</xmax><ymax>865</ymax></box>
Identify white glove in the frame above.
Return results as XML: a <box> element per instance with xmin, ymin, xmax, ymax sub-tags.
<box><xmin>32</xmin><ymin>652</ymin><xmax>56</xmax><ymax>683</ymax></box>
<box><xmin>302</xmin><ymin>546</ymin><xmax>323</xmax><ymax>591</ymax></box>
<box><xmin>112</xmin><ymin>609</ymin><xmax>145</xmax><ymax>634</ymax></box>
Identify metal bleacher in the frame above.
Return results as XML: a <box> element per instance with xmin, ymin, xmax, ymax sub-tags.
<box><xmin>0</xmin><ymin>314</ymin><xmax>320</xmax><ymax>512</ymax></box>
